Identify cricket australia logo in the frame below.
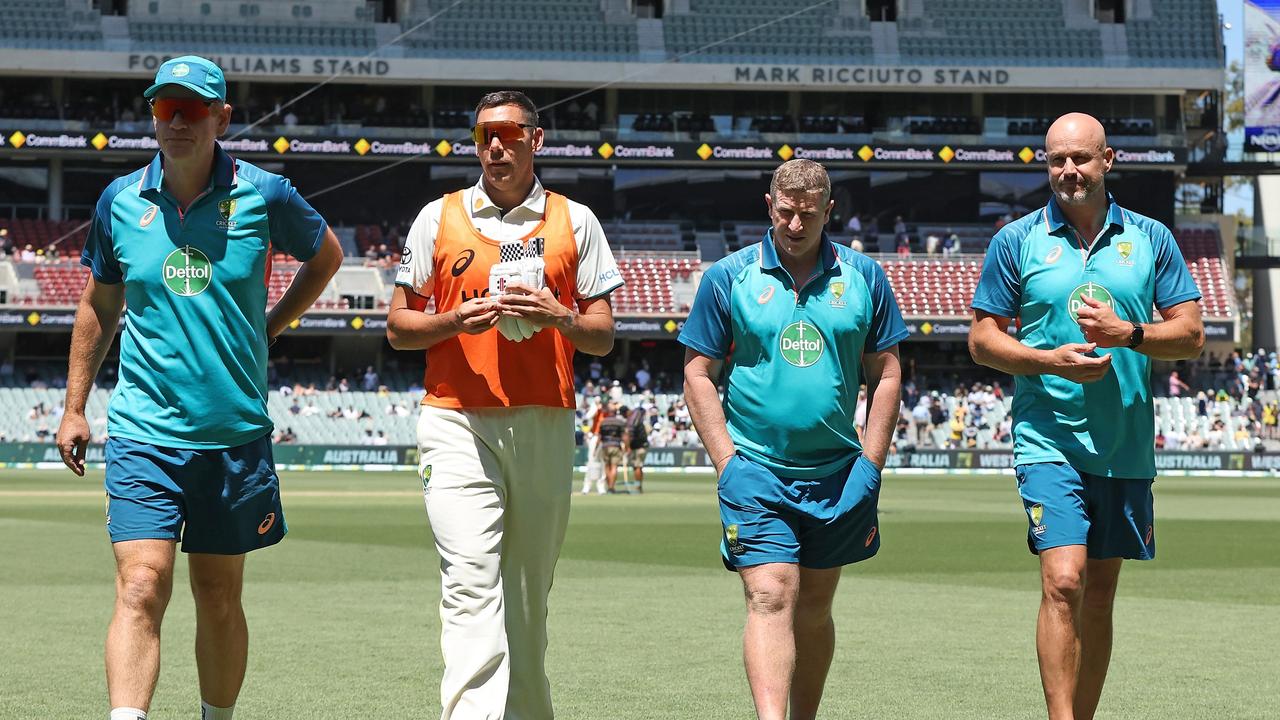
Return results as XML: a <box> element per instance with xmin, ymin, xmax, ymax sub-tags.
<box><xmin>216</xmin><ymin>198</ymin><xmax>238</xmax><ymax>229</ymax></box>
<box><xmin>1028</xmin><ymin>503</ymin><xmax>1047</xmax><ymax>537</ymax></box>
<box><xmin>829</xmin><ymin>281</ymin><xmax>846</xmax><ymax>309</ymax></box>
<box><xmin>725</xmin><ymin>524</ymin><xmax>746</xmax><ymax>556</ymax></box>
<box><xmin>1067</xmin><ymin>282</ymin><xmax>1113</xmax><ymax>322</ymax></box>
<box><xmin>1116</xmin><ymin>241</ymin><xmax>1134</xmax><ymax>266</ymax></box>
<box><xmin>162</xmin><ymin>246</ymin><xmax>213</xmax><ymax>297</ymax></box>
<box><xmin>779</xmin><ymin>321</ymin><xmax>823</xmax><ymax>368</ymax></box>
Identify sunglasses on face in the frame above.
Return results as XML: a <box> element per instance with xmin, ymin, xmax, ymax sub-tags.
<box><xmin>149</xmin><ymin>97</ymin><xmax>217</xmax><ymax>122</ymax></box>
<box><xmin>471</xmin><ymin>121</ymin><xmax>534</xmax><ymax>146</ymax></box>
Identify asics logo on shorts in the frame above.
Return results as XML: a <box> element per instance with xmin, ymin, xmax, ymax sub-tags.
<box><xmin>257</xmin><ymin>512</ymin><xmax>276</xmax><ymax>535</ymax></box>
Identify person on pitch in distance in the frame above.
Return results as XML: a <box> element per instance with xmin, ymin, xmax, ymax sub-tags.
<box><xmin>969</xmin><ymin>112</ymin><xmax>1203</xmax><ymax>720</ymax></box>
<box><xmin>54</xmin><ymin>56</ymin><xmax>343</xmax><ymax>720</ymax></box>
<box><xmin>387</xmin><ymin>90</ymin><xmax>622</xmax><ymax>720</ymax></box>
<box><xmin>681</xmin><ymin>159</ymin><xmax>908</xmax><ymax>720</ymax></box>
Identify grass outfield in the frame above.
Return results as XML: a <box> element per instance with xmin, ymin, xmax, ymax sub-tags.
<box><xmin>1</xmin><ymin>469</ymin><xmax>1278</xmax><ymax>719</ymax></box>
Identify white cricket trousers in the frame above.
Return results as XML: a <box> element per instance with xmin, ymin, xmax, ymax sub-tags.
<box><xmin>581</xmin><ymin>434</ymin><xmax>605</xmax><ymax>495</ymax></box>
<box><xmin>417</xmin><ymin>404</ymin><xmax>574</xmax><ymax>720</ymax></box>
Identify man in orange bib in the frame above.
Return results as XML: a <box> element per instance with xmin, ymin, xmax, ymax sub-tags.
<box><xmin>387</xmin><ymin>90</ymin><xmax>622</xmax><ymax>720</ymax></box>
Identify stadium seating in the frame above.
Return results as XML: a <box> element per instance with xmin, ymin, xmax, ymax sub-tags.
<box><xmin>1174</xmin><ymin>227</ymin><xmax>1233</xmax><ymax>320</ymax></box>
<box><xmin>601</xmin><ymin>221</ymin><xmax>688</xmax><ymax>252</ymax></box>
<box><xmin>899</xmin><ymin>0</ymin><xmax>1101</xmax><ymax>66</ymax></box>
<box><xmin>0</xmin><ymin>218</ymin><xmax>88</xmax><ymax>259</ymax></box>
<box><xmin>0</xmin><ymin>0</ymin><xmax>103</xmax><ymax>50</ymax></box>
<box><xmin>663</xmin><ymin>0</ymin><xmax>871</xmax><ymax>64</ymax></box>
<box><xmin>1</xmin><ymin>220</ymin><xmax>1233</xmax><ymax>324</ymax></box>
<box><xmin>882</xmin><ymin>257</ymin><xmax>981</xmax><ymax>316</ymax></box>
<box><xmin>128</xmin><ymin>20</ymin><xmax>376</xmax><ymax>56</ymax></box>
<box><xmin>611</xmin><ymin>254</ymin><xmax>698</xmax><ymax>314</ymax></box>
<box><xmin>1124</xmin><ymin>0</ymin><xmax>1220</xmax><ymax>68</ymax></box>
<box><xmin>2</xmin><ymin>384</ymin><xmax>1266</xmax><ymax>451</ymax></box>
<box><xmin>402</xmin><ymin>0</ymin><xmax>638</xmax><ymax>61</ymax></box>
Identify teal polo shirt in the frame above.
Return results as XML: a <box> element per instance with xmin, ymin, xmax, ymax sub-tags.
<box><xmin>971</xmin><ymin>195</ymin><xmax>1200</xmax><ymax>478</ymax></box>
<box><xmin>82</xmin><ymin>146</ymin><xmax>327</xmax><ymax>449</ymax></box>
<box><xmin>679</xmin><ymin>232</ymin><xmax>909</xmax><ymax>479</ymax></box>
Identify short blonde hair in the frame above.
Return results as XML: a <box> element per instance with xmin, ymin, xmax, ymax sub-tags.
<box><xmin>770</xmin><ymin>159</ymin><xmax>831</xmax><ymax>203</ymax></box>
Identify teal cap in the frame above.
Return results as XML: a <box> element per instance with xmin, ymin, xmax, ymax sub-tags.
<box><xmin>143</xmin><ymin>56</ymin><xmax>226</xmax><ymax>102</ymax></box>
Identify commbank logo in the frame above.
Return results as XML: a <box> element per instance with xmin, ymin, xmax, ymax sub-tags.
<box><xmin>162</xmin><ymin>246</ymin><xmax>213</xmax><ymax>297</ymax></box>
<box><xmin>779</xmin><ymin>321</ymin><xmax>823</xmax><ymax>367</ymax></box>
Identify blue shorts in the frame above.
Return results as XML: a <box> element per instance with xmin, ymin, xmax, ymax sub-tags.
<box><xmin>1015</xmin><ymin>462</ymin><xmax>1154</xmax><ymax>560</ymax></box>
<box><xmin>105</xmin><ymin>434</ymin><xmax>287</xmax><ymax>554</ymax></box>
<box><xmin>718</xmin><ymin>453</ymin><xmax>881</xmax><ymax>570</ymax></box>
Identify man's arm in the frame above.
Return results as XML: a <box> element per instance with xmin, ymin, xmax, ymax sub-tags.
<box><xmin>385</xmin><ymin>286</ymin><xmax>499</xmax><ymax>350</ymax></box>
<box><xmin>1075</xmin><ymin>296</ymin><xmax>1204</xmax><ymax>361</ymax></box>
<box><xmin>266</xmin><ymin>227</ymin><xmax>344</xmax><ymax>340</ymax></box>
<box><xmin>56</xmin><ymin>278</ymin><xmax>125</xmax><ymax>476</ymax></box>
<box><xmin>683</xmin><ymin>348</ymin><xmax>735</xmax><ymax>476</ymax></box>
<box><xmin>495</xmin><ymin>282</ymin><xmax>616</xmax><ymax>356</ymax></box>
<box><xmin>860</xmin><ymin>346</ymin><xmax>902</xmax><ymax>470</ymax></box>
<box><xmin>969</xmin><ymin>310</ymin><xmax>1112</xmax><ymax>383</ymax></box>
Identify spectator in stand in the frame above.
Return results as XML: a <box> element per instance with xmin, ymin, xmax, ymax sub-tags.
<box><xmin>941</xmin><ymin>229</ymin><xmax>961</xmax><ymax>257</ymax></box>
<box><xmin>846</xmin><ymin>214</ymin><xmax>862</xmax><ymax>246</ymax></box>
<box><xmin>925</xmin><ymin>231</ymin><xmax>941</xmax><ymax>255</ymax></box>
<box><xmin>362</xmin><ymin>365</ymin><xmax>379</xmax><ymax>391</ymax></box>
<box><xmin>893</xmin><ymin>215</ymin><xmax>907</xmax><ymax>237</ymax></box>
<box><xmin>1168</xmin><ymin>370</ymin><xmax>1190</xmax><ymax>397</ymax></box>
<box><xmin>895</xmin><ymin>231</ymin><xmax>911</xmax><ymax>257</ymax></box>
<box><xmin>911</xmin><ymin>397</ymin><xmax>931</xmax><ymax>444</ymax></box>
<box><xmin>635</xmin><ymin>362</ymin><xmax>651</xmax><ymax>390</ymax></box>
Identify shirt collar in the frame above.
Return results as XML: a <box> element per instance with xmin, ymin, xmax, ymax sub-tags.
<box><xmin>1044</xmin><ymin>192</ymin><xmax>1125</xmax><ymax>235</ymax></box>
<box><xmin>469</xmin><ymin>176</ymin><xmax>546</xmax><ymax>218</ymax></box>
<box><xmin>760</xmin><ymin>229</ymin><xmax>839</xmax><ymax>273</ymax></box>
<box><xmin>139</xmin><ymin>144</ymin><xmax>238</xmax><ymax>195</ymax></box>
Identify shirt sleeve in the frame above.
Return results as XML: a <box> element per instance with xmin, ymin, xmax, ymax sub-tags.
<box><xmin>79</xmin><ymin>183</ymin><xmax>123</xmax><ymax>284</ymax></box>
<box><xmin>1151</xmin><ymin>225</ymin><xmax>1202</xmax><ymax>310</ymax></box>
<box><xmin>572</xmin><ymin>203</ymin><xmax>623</xmax><ymax>300</ymax></box>
<box><xmin>971</xmin><ymin>229</ymin><xmax>1022</xmax><ymax>318</ymax></box>
<box><xmin>678</xmin><ymin>261</ymin><xmax>734</xmax><ymax>359</ymax></box>
<box><xmin>262</xmin><ymin>175</ymin><xmax>327</xmax><ymax>262</ymax></box>
<box><xmin>394</xmin><ymin>200</ymin><xmax>440</xmax><ymax>297</ymax></box>
<box><xmin>859</xmin><ymin>258</ymin><xmax>910</xmax><ymax>353</ymax></box>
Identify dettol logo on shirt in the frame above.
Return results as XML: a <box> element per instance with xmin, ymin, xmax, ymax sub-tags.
<box><xmin>1067</xmin><ymin>282</ymin><xmax>1113</xmax><ymax>321</ymax></box>
<box><xmin>163</xmin><ymin>246</ymin><xmax>213</xmax><ymax>297</ymax></box>
<box><xmin>779</xmin><ymin>321</ymin><xmax>824</xmax><ymax>368</ymax></box>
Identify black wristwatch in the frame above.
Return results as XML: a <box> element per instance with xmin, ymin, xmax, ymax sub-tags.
<box><xmin>1126</xmin><ymin>323</ymin><xmax>1144</xmax><ymax>349</ymax></box>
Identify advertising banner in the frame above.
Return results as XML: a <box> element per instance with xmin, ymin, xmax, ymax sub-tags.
<box><xmin>1245</xmin><ymin>0</ymin><xmax>1280</xmax><ymax>151</ymax></box>
<box><xmin>0</xmin><ymin>128</ymin><xmax>1185</xmax><ymax>168</ymax></box>
<box><xmin>4</xmin><ymin>444</ymin><xmax>1277</xmax><ymax>473</ymax></box>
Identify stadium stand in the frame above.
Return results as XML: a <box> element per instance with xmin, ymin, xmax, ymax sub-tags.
<box><xmin>1124</xmin><ymin>0</ymin><xmax>1221</xmax><ymax>67</ymax></box>
<box><xmin>0</xmin><ymin>0</ymin><xmax>103</xmax><ymax>50</ymax></box>
<box><xmin>611</xmin><ymin>253</ymin><xmax>699</xmax><ymax>315</ymax></box>
<box><xmin>898</xmin><ymin>0</ymin><xmax>1102</xmax><ymax>66</ymax></box>
<box><xmin>401</xmin><ymin>0</ymin><xmax>638</xmax><ymax>61</ymax></box>
<box><xmin>1175</xmin><ymin>226</ymin><xmax>1233</xmax><ymax>319</ymax></box>
<box><xmin>663</xmin><ymin>0</ymin><xmax>871</xmax><ymax>64</ymax></box>
<box><xmin>1</xmin><ymin>219</ymin><xmax>1234</xmax><ymax>325</ymax></box>
<box><xmin>128</xmin><ymin>21</ymin><xmax>376</xmax><ymax>56</ymax></box>
<box><xmin>601</xmin><ymin>221</ymin><xmax>690</xmax><ymax>252</ymax></box>
<box><xmin>3</xmin><ymin>383</ymin><xmax>1270</xmax><ymax>453</ymax></box>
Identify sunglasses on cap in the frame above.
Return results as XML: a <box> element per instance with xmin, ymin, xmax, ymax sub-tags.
<box><xmin>471</xmin><ymin>121</ymin><xmax>535</xmax><ymax>145</ymax></box>
<box><xmin>149</xmin><ymin>97</ymin><xmax>218</xmax><ymax>122</ymax></box>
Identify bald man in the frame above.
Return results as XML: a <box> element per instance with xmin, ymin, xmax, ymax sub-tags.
<box><xmin>968</xmin><ymin>113</ymin><xmax>1204</xmax><ymax>720</ymax></box>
